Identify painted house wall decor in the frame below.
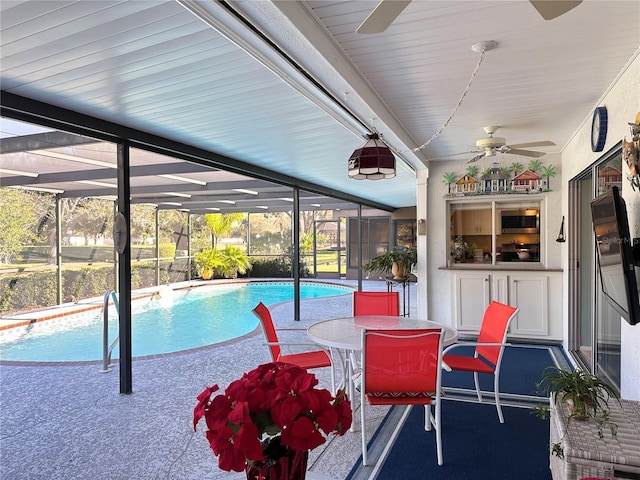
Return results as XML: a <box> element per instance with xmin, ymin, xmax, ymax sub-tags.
<box><xmin>512</xmin><ymin>169</ymin><xmax>543</xmax><ymax>192</ymax></box>
<box><xmin>443</xmin><ymin>160</ymin><xmax>556</xmax><ymax>197</ymax></box>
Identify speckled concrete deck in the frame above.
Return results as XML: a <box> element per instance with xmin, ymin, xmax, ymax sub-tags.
<box><xmin>0</xmin><ymin>279</ymin><xmax>417</xmax><ymax>480</ymax></box>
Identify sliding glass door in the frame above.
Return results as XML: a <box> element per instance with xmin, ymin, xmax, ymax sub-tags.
<box><xmin>568</xmin><ymin>146</ymin><xmax>623</xmax><ymax>390</ymax></box>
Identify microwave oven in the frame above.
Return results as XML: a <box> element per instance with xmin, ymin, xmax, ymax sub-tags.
<box><xmin>501</xmin><ymin>210</ymin><xmax>539</xmax><ymax>234</ymax></box>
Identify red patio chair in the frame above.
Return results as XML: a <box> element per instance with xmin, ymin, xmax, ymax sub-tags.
<box><xmin>442</xmin><ymin>300</ymin><xmax>518</xmax><ymax>423</ymax></box>
<box><xmin>353</xmin><ymin>291</ymin><xmax>400</xmax><ymax>316</ymax></box>
<box><xmin>252</xmin><ymin>302</ymin><xmax>335</xmax><ymax>392</ymax></box>
<box><xmin>360</xmin><ymin>328</ymin><xmax>445</xmax><ymax>466</ymax></box>
<box><xmin>350</xmin><ymin>291</ymin><xmax>401</xmax><ymax>376</ymax></box>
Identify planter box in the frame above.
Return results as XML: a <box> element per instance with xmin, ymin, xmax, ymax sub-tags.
<box><xmin>550</xmin><ymin>397</ymin><xmax>640</xmax><ymax>479</ymax></box>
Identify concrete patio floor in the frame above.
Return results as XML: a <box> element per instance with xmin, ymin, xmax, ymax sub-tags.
<box><xmin>0</xmin><ymin>279</ymin><xmax>417</xmax><ymax>480</ymax></box>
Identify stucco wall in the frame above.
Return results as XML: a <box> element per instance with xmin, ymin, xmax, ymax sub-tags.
<box><xmin>562</xmin><ymin>52</ymin><xmax>640</xmax><ymax>400</ymax></box>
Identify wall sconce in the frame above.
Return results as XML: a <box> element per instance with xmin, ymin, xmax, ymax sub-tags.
<box><xmin>418</xmin><ymin>219</ymin><xmax>426</xmax><ymax>235</ymax></box>
<box><xmin>556</xmin><ymin>215</ymin><xmax>566</xmax><ymax>243</ymax></box>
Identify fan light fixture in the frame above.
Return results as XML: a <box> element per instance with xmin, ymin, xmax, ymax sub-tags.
<box><xmin>348</xmin><ymin>130</ymin><xmax>396</xmax><ymax>180</ymax></box>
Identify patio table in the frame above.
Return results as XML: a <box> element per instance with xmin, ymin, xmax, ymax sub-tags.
<box><xmin>307</xmin><ymin>315</ymin><xmax>458</xmax><ymax>427</ymax></box>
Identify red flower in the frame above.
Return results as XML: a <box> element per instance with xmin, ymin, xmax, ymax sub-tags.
<box><xmin>193</xmin><ymin>384</ymin><xmax>219</xmax><ymax>430</ymax></box>
<box><xmin>193</xmin><ymin>361</ymin><xmax>352</xmax><ymax>472</ymax></box>
<box><xmin>282</xmin><ymin>415</ymin><xmax>325</xmax><ymax>451</ymax></box>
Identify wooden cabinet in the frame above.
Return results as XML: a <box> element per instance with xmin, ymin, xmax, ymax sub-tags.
<box><xmin>453</xmin><ymin>208</ymin><xmax>493</xmax><ymax>236</ymax></box>
<box><xmin>452</xmin><ymin>271</ymin><xmax>555</xmax><ymax>338</ymax></box>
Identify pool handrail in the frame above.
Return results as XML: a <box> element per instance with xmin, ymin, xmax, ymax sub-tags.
<box><xmin>100</xmin><ymin>291</ymin><xmax>120</xmax><ymax>373</ymax></box>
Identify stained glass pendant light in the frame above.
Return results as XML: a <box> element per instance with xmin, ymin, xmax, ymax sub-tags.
<box><xmin>348</xmin><ymin>131</ymin><xmax>396</xmax><ymax>180</ymax></box>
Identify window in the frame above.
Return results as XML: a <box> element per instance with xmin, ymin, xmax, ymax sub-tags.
<box><xmin>395</xmin><ymin>220</ymin><xmax>417</xmax><ymax>249</ymax></box>
<box><xmin>347</xmin><ymin>217</ymin><xmax>390</xmax><ymax>269</ymax></box>
<box><xmin>448</xmin><ymin>199</ymin><xmax>543</xmax><ymax>266</ymax></box>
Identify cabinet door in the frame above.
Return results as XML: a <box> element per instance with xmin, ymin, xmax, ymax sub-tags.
<box><xmin>453</xmin><ymin>273</ymin><xmax>490</xmax><ymax>331</ymax></box>
<box><xmin>460</xmin><ymin>209</ymin><xmax>492</xmax><ymax>235</ymax></box>
<box><xmin>491</xmin><ymin>273</ymin><xmax>508</xmax><ymax>304</ymax></box>
<box><xmin>508</xmin><ymin>275</ymin><xmax>548</xmax><ymax>336</ymax></box>
<box><xmin>477</xmin><ymin>209</ymin><xmax>493</xmax><ymax>234</ymax></box>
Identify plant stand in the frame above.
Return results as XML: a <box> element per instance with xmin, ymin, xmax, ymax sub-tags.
<box><xmin>549</xmin><ymin>397</ymin><xmax>640</xmax><ymax>480</ymax></box>
<box><xmin>385</xmin><ymin>276</ymin><xmax>411</xmax><ymax>317</ymax></box>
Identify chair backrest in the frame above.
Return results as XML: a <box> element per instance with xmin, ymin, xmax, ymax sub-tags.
<box><xmin>475</xmin><ymin>301</ymin><xmax>519</xmax><ymax>366</ymax></box>
<box><xmin>353</xmin><ymin>291</ymin><xmax>400</xmax><ymax>316</ymax></box>
<box><xmin>252</xmin><ymin>302</ymin><xmax>280</xmax><ymax>361</ymax></box>
<box><xmin>362</xmin><ymin>328</ymin><xmax>443</xmax><ymax>396</ymax></box>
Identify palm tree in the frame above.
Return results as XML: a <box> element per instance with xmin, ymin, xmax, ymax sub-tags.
<box><xmin>204</xmin><ymin>212</ymin><xmax>245</xmax><ymax>248</ymax></box>
<box><xmin>527</xmin><ymin>159</ymin><xmax>543</xmax><ymax>173</ymax></box>
<box><xmin>511</xmin><ymin>161</ymin><xmax>523</xmax><ymax>177</ymax></box>
<box><xmin>466</xmin><ymin>165</ymin><xmax>479</xmax><ymax>178</ymax></box>
<box><xmin>540</xmin><ymin>164</ymin><xmax>557</xmax><ymax>190</ymax></box>
<box><xmin>442</xmin><ymin>172</ymin><xmax>457</xmax><ymax>194</ymax></box>
<box><xmin>220</xmin><ymin>245</ymin><xmax>252</xmax><ymax>278</ymax></box>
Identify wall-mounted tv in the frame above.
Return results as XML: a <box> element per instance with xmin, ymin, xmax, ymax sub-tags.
<box><xmin>590</xmin><ymin>186</ymin><xmax>640</xmax><ymax>326</ymax></box>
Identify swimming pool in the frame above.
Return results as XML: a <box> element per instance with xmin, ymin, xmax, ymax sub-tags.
<box><xmin>0</xmin><ymin>281</ymin><xmax>351</xmax><ymax>363</ymax></box>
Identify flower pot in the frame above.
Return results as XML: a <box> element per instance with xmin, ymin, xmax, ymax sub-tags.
<box><xmin>564</xmin><ymin>397</ymin><xmax>590</xmax><ymax>420</ymax></box>
<box><xmin>391</xmin><ymin>260</ymin><xmax>409</xmax><ymax>279</ymax></box>
<box><xmin>200</xmin><ymin>268</ymin><xmax>213</xmax><ymax>280</ymax></box>
<box><xmin>224</xmin><ymin>266</ymin><xmax>238</xmax><ymax>279</ymax></box>
<box><xmin>245</xmin><ymin>449</ymin><xmax>308</xmax><ymax>480</ymax></box>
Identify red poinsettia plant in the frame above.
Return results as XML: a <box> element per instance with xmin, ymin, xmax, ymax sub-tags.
<box><xmin>193</xmin><ymin>361</ymin><xmax>352</xmax><ymax>473</ymax></box>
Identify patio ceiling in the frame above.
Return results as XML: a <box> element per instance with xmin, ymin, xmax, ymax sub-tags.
<box><xmin>0</xmin><ymin>122</ymin><xmax>366</xmax><ymax>214</ymax></box>
<box><xmin>1</xmin><ymin>1</ymin><xmax>639</xmax><ymax>212</ymax></box>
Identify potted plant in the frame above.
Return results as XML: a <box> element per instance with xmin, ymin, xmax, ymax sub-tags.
<box><xmin>194</xmin><ymin>361</ymin><xmax>352</xmax><ymax>477</ymax></box>
<box><xmin>363</xmin><ymin>246</ymin><xmax>417</xmax><ymax>279</ymax></box>
<box><xmin>219</xmin><ymin>245</ymin><xmax>252</xmax><ymax>279</ymax></box>
<box><xmin>534</xmin><ymin>366</ymin><xmax>620</xmax><ymax>458</ymax></box>
<box><xmin>194</xmin><ymin>246</ymin><xmax>252</xmax><ymax>279</ymax></box>
<box><xmin>194</xmin><ymin>248</ymin><xmax>226</xmax><ymax>280</ymax></box>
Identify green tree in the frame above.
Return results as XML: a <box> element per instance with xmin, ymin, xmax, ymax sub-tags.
<box><xmin>442</xmin><ymin>172</ymin><xmax>457</xmax><ymax>194</ymax></box>
<box><xmin>204</xmin><ymin>212</ymin><xmax>246</xmax><ymax>248</ymax></box>
<box><xmin>511</xmin><ymin>161</ymin><xmax>523</xmax><ymax>177</ymax></box>
<box><xmin>249</xmin><ymin>212</ymin><xmax>291</xmax><ymax>255</ymax></box>
<box><xmin>527</xmin><ymin>159</ymin><xmax>543</xmax><ymax>173</ymax></box>
<box><xmin>540</xmin><ymin>164</ymin><xmax>557</xmax><ymax>190</ymax></box>
<box><xmin>0</xmin><ymin>188</ymin><xmax>42</xmax><ymax>263</ymax></box>
<box><xmin>466</xmin><ymin>165</ymin><xmax>479</xmax><ymax>178</ymax></box>
<box><xmin>500</xmin><ymin>166</ymin><xmax>513</xmax><ymax>177</ymax></box>
<box><xmin>130</xmin><ymin>204</ymin><xmax>157</xmax><ymax>246</ymax></box>
<box><xmin>69</xmin><ymin>198</ymin><xmax>113</xmax><ymax>245</ymax></box>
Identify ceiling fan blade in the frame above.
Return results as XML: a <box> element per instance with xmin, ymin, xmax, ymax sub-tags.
<box><xmin>466</xmin><ymin>152</ymin><xmax>486</xmax><ymax>164</ymax></box>
<box><xmin>529</xmin><ymin>0</ymin><xmax>582</xmax><ymax>20</ymax></box>
<box><xmin>427</xmin><ymin>150</ymin><xmax>478</xmax><ymax>161</ymax></box>
<box><xmin>508</xmin><ymin>140</ymin><xmax>556</xmax><ymax>149</ymax></box>
<box><xmin>356</xmin><ymin>0</ymin><xmax>412</xmax><ymax>34</ymax></box>
<box><xmin>506</xmin><ymin>148</ymin><xmax>546</xmax><ymax>158</ymax></box>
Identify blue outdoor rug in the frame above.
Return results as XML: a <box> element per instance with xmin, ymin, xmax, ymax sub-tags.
<box><xmin>346</xmin><ymin>344</ymin><xmax>572</xmax><ymax>480</ymax></box>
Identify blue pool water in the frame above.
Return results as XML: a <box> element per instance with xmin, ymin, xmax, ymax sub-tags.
<box><xmin>0</xmin><ymin>282</ymin><xmax>350</xmax><ymax>363</ymax></box>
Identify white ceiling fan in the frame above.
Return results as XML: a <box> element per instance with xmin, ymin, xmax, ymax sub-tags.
<box><xmin>432</xmin><ymin>126</ymin><xmax>556</xmax><ymax>163</ymax></box>
<box><xmin>356</xmin><ymin>0</ymin><xmax>583</xmax><ymax>34</ymax></box>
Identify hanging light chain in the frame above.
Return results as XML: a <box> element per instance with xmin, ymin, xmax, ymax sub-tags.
<box><xmin>390</xmin><ymin>44</ymin><xmax>489</xmax><ymax>155</ymax></box>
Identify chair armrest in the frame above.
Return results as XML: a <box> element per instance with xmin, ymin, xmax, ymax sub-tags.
<box><xmin>265</xmin><ymin>341</ymin><xmax>329</xmax><ymax>350</ymax></box>
<box><xmin>264</xmin><ymin>341</ymin><xmax>333</xmax><ymax>357</ymax></box>
<box><xmin>442</xmin><ymin>342</ymin><xmax>511</xmax><ymax>355</ymax></box>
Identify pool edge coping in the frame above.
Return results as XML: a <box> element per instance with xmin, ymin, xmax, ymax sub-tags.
<box><xmin>0</xmin><ymin>279</ymin><xmax>355</xmax><ymax>366</ymax></box>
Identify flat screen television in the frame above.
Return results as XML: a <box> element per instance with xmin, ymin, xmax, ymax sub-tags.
<box><xmin>590</xmin><ymin>186</ymin><xmax>640</xmax><ymax>326</ymax></box>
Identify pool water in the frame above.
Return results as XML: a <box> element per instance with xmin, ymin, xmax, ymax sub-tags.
<box><xmin>0</xmin><ymin>282</ymin><xmax>350</xmax><ymax>362</ymax></box>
